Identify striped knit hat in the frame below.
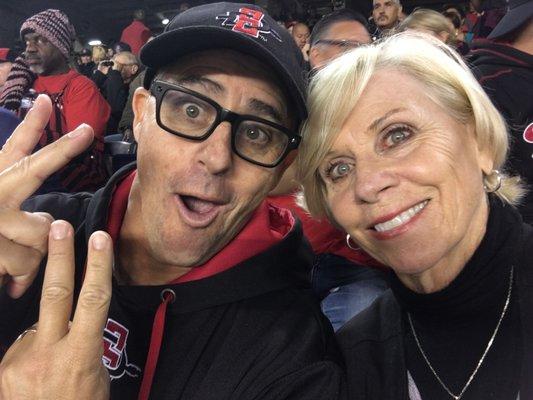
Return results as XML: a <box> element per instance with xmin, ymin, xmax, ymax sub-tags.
<box><xmin>20</xmin><ymin>9</ymin><xmax>76</xmax><ymax>59</ymax></box>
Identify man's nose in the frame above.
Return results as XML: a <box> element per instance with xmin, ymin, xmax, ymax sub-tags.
<box><xmin>197</xmin><ymin>122</ymin><xmax>233</xmax><ymax>176</ymax></box>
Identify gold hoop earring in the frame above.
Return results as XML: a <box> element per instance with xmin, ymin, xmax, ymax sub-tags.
<box><xmin>483</xmin><ymin>170</ymin><xmax>502</xmax><ymax>193</ymax></box>
<box><xmin>346</xmin><ymin>234</ymin><xmax>360</xmax><ymax>251</ymax></box>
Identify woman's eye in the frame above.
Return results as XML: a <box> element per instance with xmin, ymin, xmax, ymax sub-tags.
<box><xmin>383</xmin><ymin>127</ymin><xmax>412</xmax><ymax>147</ymax></box>
<box><xmin>325</xmin><ymin>161</ymin><xmax>352</xmax><ymax>181</ymax></box>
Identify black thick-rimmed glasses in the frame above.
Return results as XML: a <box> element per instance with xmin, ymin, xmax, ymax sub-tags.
<box><xmin>150</xmin><ymin>80</ymin><xmax>301</xmax><ymax>168</ymax></box>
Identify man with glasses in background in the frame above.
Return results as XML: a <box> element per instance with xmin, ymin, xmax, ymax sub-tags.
<box><xmin>0</xmin><ymin>3</ymin><xmax>343</xmax><ymax>400</ymax></box>
<box><xmin>99</xmin><ymin>51</ymin><xmax>140</xmax><ymax>134</ymax></box>
<box><xmin>308</xmin><ymin>9</ymin><xmax>372</xmax><ymax>70</ymax></box>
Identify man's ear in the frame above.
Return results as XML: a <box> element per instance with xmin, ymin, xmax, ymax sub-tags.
<box><xmin>132</xmin><ymin>87</ymin><xmax>150</xmax><ymax>143</ymax></box>
<box><xmin>132</xmin><ymin>65</ymin><xmax>139</xmax><ymax>75</ymax></box>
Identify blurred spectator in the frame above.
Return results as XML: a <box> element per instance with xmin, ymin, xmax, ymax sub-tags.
<box><xmin>118</xmin><ymin>69</ymin><xmax>145</xmax><ymax>141</ymax></box>
<box><xmin>271</xmin><ymin>10</ymin><xmax>386</xmax><ymax>331</ymax></box>
<box><xmin>442</xmin><ymin>3</ymin><xmax>466</xmax><ymax>24</ymax></box>
<box><xmin>465</xmin><ymin>0</ymin><xmax>507</xmax><ymax>40</ymax></box>
<box><xmin>120</xmin><ymin>9</ymin><xmax>152</xmax><ymax>56</ymax></box>
<box><xmin>106</xmin><ymin>46</ymin><xmax>114</xmax><ymax>59</ymax></box>
<box><xmin>77</xmin><ymin>48</ymin><xmax>95</xmax><ymax>78</ymax></box>
<box><xmin>398</xmin><ymin>9</ymin><xmax>456</xmax><ymax>44</ymax></box>
<box><xmin>0</xmin><ymin>51</ymin><xmax>23</xmax><ymax>145</ymax></box>
<box><xmin>94</xmin><ymin>51</ymin><xmax>139</xmax><ymax>134</ymax></box>
<box><xmin>0</xmin><ymin>57</ymin><xmax>35</xmax><ymax>112</ymax></box>
<box><xmin>372</xmin><ymin>0</ymin><xmax>402</xmax><ymax>38</ymax></box>
<box><xmin>0</xmin><ymin>9</ymin><xmax>110</xmax><ymax>193</ymax></box>
<box><xmin>0</xmin><ymin>48</ymin><xmax>15</xmax><ymax>91</ymax></box>
<box><xmin>112</xmin><ymin>41</ymin><xmax>132</xmax><ymax>55</ymax></box>
<box><xmin>178</xmin><ymin>2</ymin><xmax>190</xmax><ymax>12</ymax></box>
<box><xmin>443</xmin><ymin>9</ymin><xmax>470</xmax><ymax>54</ymax></box>
<box><xmin>291</xmin><ymin>22</ymin><xmax>310</xmax><ymax>50</ymax></box>
<box><xmin>92</xmin><ymin>45</ymin><xmax>107</xmax><ymax>63</ymax></box>
<box><xmin>309</xmin><ymin>9</ymin><xmax>371</xmax><ymax>70</ymax></box>
<box><xmin>468</xmin><ymin>0</ymin><xmax>533</xmax><ymax>223</ymax></box>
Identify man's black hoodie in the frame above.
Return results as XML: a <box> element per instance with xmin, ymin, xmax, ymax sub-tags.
<box><xmin>0</xmin><ymin>163</ymin><xmax>344</xmax><ymax>400</ymax></box>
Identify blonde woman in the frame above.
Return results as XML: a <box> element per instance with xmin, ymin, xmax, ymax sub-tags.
<box><xmin>298</xmin><ymin>33</ymin><xmax>533</xmax><ymax>399</ymax></box>
<box><xmin>91</xmin><ymin>45</ymin><xmax>107</xmax><ymax>64</ymax></box>
<box><xmin>398</xmin><ymin>8</ymin><xmax>456</xmax><ymax>44</ymax></box>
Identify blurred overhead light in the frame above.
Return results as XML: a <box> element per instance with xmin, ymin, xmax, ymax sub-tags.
<box><xmin>162</xmin><ymin>18</ymin><xmax>170</xmax><ymax>25</ymax></box>
<box><xmin>88</xmin><ymin>40</ymin><xmax>102</xmax><ymax>46</ymax></box>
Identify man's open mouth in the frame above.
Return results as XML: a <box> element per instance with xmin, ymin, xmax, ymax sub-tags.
<box><xmin>175</xmin><ymin>194</ymin><xmax>226</xmax><ymax>228</ymax></box>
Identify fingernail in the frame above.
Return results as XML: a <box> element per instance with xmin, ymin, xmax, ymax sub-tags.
<box><xmin>68</xmin><ymin>124</ymin><xmax>89</xmax><ymax>138</ymax></box>
<box><xmin>92</xmin><ymin>231</ymin><xmax>109</xmax><ymax>250</ymax></box>
<box><xmin>51</xmin><ymin>221</ymin><xmax>68</xmax><ymax>240</ymax></box>
<box><xmin>34</xmin><ymin>94</ymin><xmax>45</xmax><ymax>105</ymax></box>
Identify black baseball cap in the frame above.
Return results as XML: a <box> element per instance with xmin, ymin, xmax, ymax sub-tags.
<box><xmin>488</xmin><ymin>0</ymin><xmax>533</xmax><ymax>39</ymax></box>
<box><xmin>140</xmin><ymin>2</ymin><xmax>308</xmax><ymax>123</ymax></box>
<box><xmin>79</xmin><ymin>48</ymin><xmax>91</xmax><ymax>56</ymax></box>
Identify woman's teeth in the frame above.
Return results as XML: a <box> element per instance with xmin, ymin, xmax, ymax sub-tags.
<box><xmin>374</xmin><ymin>200</ymin><xmax>428</xmax><ymax>232</ymax></box>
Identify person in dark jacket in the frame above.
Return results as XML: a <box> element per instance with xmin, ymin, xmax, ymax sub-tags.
<box><xmin>0</xmin><ymin>3</ymin><xmax>343</xmax><ymax>400</ymax></box>
<box><xmin>298</xmin><ymin>33</ymin><xmax>533</xmax><ymax>399</ymax></box>
<box><xmin>468</xmin><ymin>0</ymin><xmax>533</xmax><ymax>223</ymax></box>
<box><xmin>77</xmin><ymin>48</ymin><xmax>95</xmax><ymax>78</ymax></box>
<box><xmin>101</xmin><ymin>51</ymin><xmax>139</xmax><ymax>134</ymax></box>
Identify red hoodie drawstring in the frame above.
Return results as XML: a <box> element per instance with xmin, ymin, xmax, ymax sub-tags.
<box><xmin>138</xmin><ymin>289</ymin><xmax>175</xmax><ymax>400</ymax></box>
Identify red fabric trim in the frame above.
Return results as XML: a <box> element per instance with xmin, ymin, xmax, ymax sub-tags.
<box><xmin>106</xmin><ymin>170</ymin><xmax>293</xmax><ymax>283</ymax></box>
<box><xmin>479</xmin><ymin>68</ymin><xmax>513</xmax><ymax>84</ymax></box>
<box><xmin>268</xmin><ymin>193</ymin><xmax>384</xmax><ymax>269</ymax></box>
<box><xmin>137</xmin><ymin>292</ymin><xmax>173</xmax><ymax>400</ymax></box>
<box><xmin>470</xmin><ymin>46</ymin><xmax>530</xmax><ymax>67</ymax></box>
<box><xmin>107</xmin><ymin>170</ymin><xmax>137</xmax><ymax>244</ymax></box>
<box><xmin>172</xmin><ymin>201</ymin><xmax>292</xmax><ymax>283</ymax></box>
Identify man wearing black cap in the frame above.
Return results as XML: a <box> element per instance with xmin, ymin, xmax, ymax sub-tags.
<box><xmin>77</xmin><ymin>48</ymin><xmax>95</xmax><ymax>78</ymax></box>
<box><xmin>468</xmin><ymin>0</ymin><xmax>533</xmax><ymax>223</ymax></box>
<box><xmin>0</xmin><ymin>3</ymin><xmax>343</xmax><ymax>400</ymax></box>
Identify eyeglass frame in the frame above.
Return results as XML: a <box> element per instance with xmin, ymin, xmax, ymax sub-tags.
<box><xmin>149</xmin><ymin>79</ymin><xmax>301</xmax><ymax>168</ymax></box>
<box><xmin>314</xmin><ymin>39</ymin><xmax>364</xmax><ymax>49</ymax></box>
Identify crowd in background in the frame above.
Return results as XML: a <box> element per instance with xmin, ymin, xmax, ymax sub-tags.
<box><xmin>0</xmin><ymin>0</ymin><xmax>530</xmax><ymax>331</ymax></box>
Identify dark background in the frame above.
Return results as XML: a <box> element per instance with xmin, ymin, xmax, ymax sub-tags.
<box><xmin>0</xmin><ymin>0</ymin><xmax>465</xmax><ymax>52</ymax></box>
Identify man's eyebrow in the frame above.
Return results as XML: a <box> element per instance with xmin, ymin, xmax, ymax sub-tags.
<box><xmin>248</xmin><ymin>98</ymin><xmax>284</xmax><ymax>125</ymax></box>
<box><xmin>368</xmin><ymin>108</ymin><xmax>406</xmax><ymax>132</ymax></box>
<box><xmin>176</xmin><ymin>75</ymin><xmax>225</xmax><ymax>94</ymax></box>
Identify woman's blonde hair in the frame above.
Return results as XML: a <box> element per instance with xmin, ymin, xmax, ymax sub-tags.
<box><xmin>297</xmin><ymin>33</ymin><xmax>524</xmax><ymax>219</ymax></box>
<box><xmin>92</xmin><ymin>45</ymin><xmax>107</xmax><ymax>63</ymax></box>
<box><xmin>398</xmin><ymin>8</ymin><xmax>456</xmax><ymax>44</ymax></box>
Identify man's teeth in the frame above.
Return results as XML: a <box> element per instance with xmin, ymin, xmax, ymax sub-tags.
<box><xmin>374</xmin><ymin>200</ymin><xmax>428</xmax><ymax>232</ymax></box>
<box><xmin>182</xmin><ymin>196</ymin><xmax>216</xmax><ymax>213</ymax></box>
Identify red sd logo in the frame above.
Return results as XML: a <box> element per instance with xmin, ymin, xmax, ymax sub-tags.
<box><xmin>216</xmin><ymin>8</ymin><xmax>282</xmax><ymax>42</ymax></box>
<box><xmin>523</xmin><ymin>122</ymin><xmax>533</xmax><ymax>144</ymax></box>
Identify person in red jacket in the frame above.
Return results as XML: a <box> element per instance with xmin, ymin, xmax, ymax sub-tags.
<box><xmin>15</xmin><ymin>9</ymin><xmax>111</xmax><ymax>193</ymax></box>
<box><xmin>120</xmin><ymin>9</ymin><xmax>152</xmax><ymax>56</ymax></box>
